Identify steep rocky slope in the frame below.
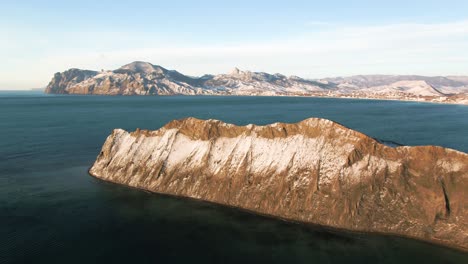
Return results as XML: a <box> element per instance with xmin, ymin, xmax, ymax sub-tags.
<box><xmin>89</xmin><ymin>117</ymin><xmax>468</xmax><ymax>250</ymax></box>
<box><xmin>45</xmin><ymin>69</ymin><xmax>99</xmax><ymax>94</ymax></box>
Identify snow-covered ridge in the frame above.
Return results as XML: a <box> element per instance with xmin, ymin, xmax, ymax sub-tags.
<box><xmin>89</xmin><ymin>117</ymin><xmax>468</xmax><ymax>250</ymax></box>
<box><xmin>45</xmin><ymin>61</ymin><xmax>468</xmax><ymax>104</ymax></box>
<box><xmin>151</xmin><ymin>117</ymin><xmax>367</xmax><ymax>140</ymax></box>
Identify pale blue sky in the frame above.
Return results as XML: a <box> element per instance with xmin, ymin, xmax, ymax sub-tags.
<box><xmin>1</xmin><ymin>0</ymin><xmax>468</xmax><ymax>89</ymax></box>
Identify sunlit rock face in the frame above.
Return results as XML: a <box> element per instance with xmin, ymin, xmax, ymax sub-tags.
<box><xmin>89</xmin><ymin>117</ymin><xmax>468</xmax><ymax>250</ymax></box>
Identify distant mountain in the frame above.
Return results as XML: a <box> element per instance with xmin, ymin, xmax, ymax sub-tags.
<box><xmin>45</xmin><ymin>61</ymin><xmax>331</xmax><ymax>96</ymax></box>
<box><xmin>360</xmin><ymin>80</ymin><xmax>444</xmax><ymax>97</ymax></box>
<box><xmin>321</xmin><ymin>75</ymin><xmax>467</xmax><ymax>88</ymax></box>
<box><xmin>45</xmin><ymin>61</ymin><xmax>468</xmax><ymax>104</ymax></box>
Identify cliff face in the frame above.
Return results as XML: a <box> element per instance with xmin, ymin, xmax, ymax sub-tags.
<box><xmin>89</xmin><ymin>117</ymin><xmax>468</xmax><ymax>250</ymax></box>
<box><xmin>44</xmin><ymin>69</ymin><xmax>98</xmax><ymax>94</ymax></box>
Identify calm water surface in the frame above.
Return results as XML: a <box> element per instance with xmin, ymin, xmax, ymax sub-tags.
<box><xmin>1</xmin><ymin>91</ymin><xmax>467</xmax><ymax>263</ymax></box>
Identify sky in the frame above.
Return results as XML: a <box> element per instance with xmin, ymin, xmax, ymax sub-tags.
<box><xmin>1</xmin><ymin>0</ymin><xmax>468</xmax><ymax>89</ymax></box>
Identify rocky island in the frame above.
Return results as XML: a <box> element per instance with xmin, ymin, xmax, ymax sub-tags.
<box><xmin>46</xmin><ymin>61</ymin><xmax>468</xmax><ymax>105</ymax></box>
<box><xmin>89</xmin><ymin>117</ymin><xmax>468</xmax><ymax>251</ymax></box>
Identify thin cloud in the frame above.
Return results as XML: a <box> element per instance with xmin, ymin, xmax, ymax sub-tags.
<box><xmin>1</xmin><ymin>20</ymin><xmax>468</xmax><ymax>89</ymax></box>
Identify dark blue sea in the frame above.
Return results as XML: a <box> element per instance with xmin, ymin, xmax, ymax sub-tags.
<box><xmin>1</xmin><ymin>91</ymin><xmax>467</xmax><ymax>263</ymax></box>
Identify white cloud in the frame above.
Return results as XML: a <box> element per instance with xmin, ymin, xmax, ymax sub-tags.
<box><xmin>1</xmin><ymin>20</ymin><xmax>468</xmax><ymax>89</ymax></box>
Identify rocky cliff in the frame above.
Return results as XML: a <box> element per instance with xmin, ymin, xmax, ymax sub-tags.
<box><xmin>45</xmin><ymin>68</ymin><xmax>99</xmax><ymax>94</ymax></box>
<box><xmin>89</xmin><ymin>117</ymin><xmax>468</xmax><ymax>250</ymax></box>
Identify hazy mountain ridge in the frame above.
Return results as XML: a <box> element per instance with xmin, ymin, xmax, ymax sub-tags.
<box><xmin>45</xmin><ymin>61</ymin><xmax>468</xmax><ymax>104</ymax></box>
<box><xmin>321</xmin><ymin>75</ymin><xmax>468</xmax><ymax>89</ymax></box>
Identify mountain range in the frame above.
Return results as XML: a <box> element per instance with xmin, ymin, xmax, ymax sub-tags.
<box><xmin>45</xmin><ymin>61</ymin><xmax>468</xmax><ymax>104</ymax></box>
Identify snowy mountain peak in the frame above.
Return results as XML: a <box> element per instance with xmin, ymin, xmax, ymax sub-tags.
<box><xmin>229</xmin><ymin>67</ymin><xmax>253</xmax><ymax>77</ymax></box>
<box><xmin>230</xmin><ymin>67</ymin><xmax>241</xmax><ymax>75</ymax></box>
<box><xmin>116</xmin><ymin>61</ymin><xmax>167</xmax><ymax>74</ymax></box>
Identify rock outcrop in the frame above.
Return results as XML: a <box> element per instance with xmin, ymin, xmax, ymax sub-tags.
<box><xmin>89</xmin><ymin>117</ymin><xmax>468</xmax><ymax>250</ymax></box>
<box><xmin>45</xmin><ymin>68</ymin><xmax>98</xmax><ymax>94</ymax></box>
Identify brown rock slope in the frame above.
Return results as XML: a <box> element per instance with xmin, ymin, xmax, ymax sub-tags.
<box><xmin>89</xmin><ymin>117</ymin><xmax>468</xmax><ymax>250</ymax></box>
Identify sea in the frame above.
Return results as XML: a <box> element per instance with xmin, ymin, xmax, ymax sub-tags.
<box><xmin>1</xmin><ymin>91</ymin><xmax>467</xmax><ymax>264</ymax></box>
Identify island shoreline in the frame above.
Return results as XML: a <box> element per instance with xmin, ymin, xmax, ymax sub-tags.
<box><xmin>88</xmin><ymin>167</ymin><xmax>468</xmax><ymax>253</ymax></box>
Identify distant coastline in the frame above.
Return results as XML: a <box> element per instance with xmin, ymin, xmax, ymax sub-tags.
<box><xmin>41</xmin><ymin>91</ymin><xmax>468</xmax><ymax>106</ymax></box>
<box><xmin>31</xmin><ymin>88</ymin><xmax>45</xmax><ymax>92</ymax></box>
<box><xmin>43</xmin><ymin>61</ymin><xmax>468</xmax><ymax>105</ymax></box>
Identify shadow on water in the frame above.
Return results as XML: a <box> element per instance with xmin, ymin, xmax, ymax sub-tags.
<box><xmin>5</xmin><ymin>165</ymin><xmax>464</xmax><ymax>264</ymax></box>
